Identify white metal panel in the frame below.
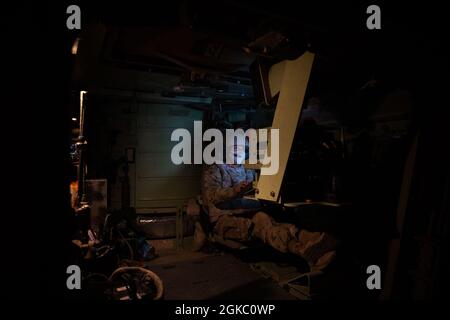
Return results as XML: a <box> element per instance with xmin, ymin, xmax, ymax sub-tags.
<box><xmin>256</xmin><ymin>52</ymin><xmax>315</xmax><ymax>201</ymax></box>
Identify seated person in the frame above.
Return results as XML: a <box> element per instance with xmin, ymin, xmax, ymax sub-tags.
<box><xmin>195</xmin><ymin>131</ymin><xmax>337</xmax><ymax>271</ymax></box>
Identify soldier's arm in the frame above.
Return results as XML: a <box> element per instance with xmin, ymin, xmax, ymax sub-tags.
<box><xmin>202</xmin><ymin>165</ymin><xmax>239</xmax><ymax>205</ymax></box>
<box><xmin>245</xmin><ymin>169</ymin><xmax>255</xmax><ymax>183</ymax></box>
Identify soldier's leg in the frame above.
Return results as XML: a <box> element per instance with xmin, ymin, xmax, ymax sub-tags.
<box><xmin>288</xmin><ymin>231</ymin><xmax>338</xmax><ymax>261</ymax></box>
<box><xmin>251</xmin><ymin>212</ymin><xmax>337</xmax><ymax>269</ymax></box>
<box><xmin>213</xmin><ymin>214</ymin><xmax>253</xmax><ymax>241</ymax></box>
<box><xmin>288</xmin><ymin>230</ymin><xmax>338</xmax><ymax>270</ymax></box>
<box><xmin>251</xmin><ymin>212</ymin><xmax>298</xmax><ymax>253</ymax></box>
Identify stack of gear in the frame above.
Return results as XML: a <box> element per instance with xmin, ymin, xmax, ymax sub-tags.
<box><xmin>68</xmin><ymin>207</ymin><xmax>160</xmax><ymax>299</ymax></box>
<box><xmin>102</xmin><ymin>208</ymin><xmax>157</xmax><ymax>262</ymax></box>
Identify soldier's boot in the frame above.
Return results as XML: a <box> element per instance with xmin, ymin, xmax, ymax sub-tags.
<box><xmin>288</xmin><ymin>230</ymin><xmax>338</xmax><ymax>270</ymax></box>
<box><xmin>312</xmin><ymin>250</ymin><xmax>336</xmax><ymax>271</ymax></box>
<box><xmin>250</xmin><ymin>211</ymin><xmax>274</xmax><ymax>243</ymax></box>
<box><xmin>251</xmin><ymin>212</ymin><xmax>298</xmax><ymax>253</ymax></box>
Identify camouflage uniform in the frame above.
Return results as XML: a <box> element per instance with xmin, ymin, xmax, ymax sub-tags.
<box><xmin>201</xmin><ymin>164</ymin><xmax>296</xmax><ymax>248</ymax></box>
<box><xmin>201</xmin><ymin>164</ymin><xmax>337</xmax><ymax>269</ymax></box>
<box><xmin>201</xmin><ymin>163</ymin><xmax>259</xmax><ymax>224</ymax></box>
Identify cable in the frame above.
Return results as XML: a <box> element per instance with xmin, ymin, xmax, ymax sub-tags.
<box><xmin>103</xmin><ymin>213</ymin><xmax>113</xmax><ymax>242</ymax></box>
<box><xmin>118</xmin><ymin>230</ymin><xmax>134</xmax><ymax>260</ymax></box>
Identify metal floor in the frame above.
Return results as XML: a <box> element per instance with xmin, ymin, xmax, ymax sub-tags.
<box><xmin>145</xmin><ymin>249</ymin><xmax>296</xmax><ymax>300</ymax></box>
<box><xmin>144</xmin><ymin>236</ymin><xmax>368</xmax><ymax>300</ymax></box>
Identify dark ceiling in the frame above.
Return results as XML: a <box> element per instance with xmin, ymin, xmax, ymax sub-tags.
<box><xmin>71</xmin><ymin>0</ymin><xmax>448</xmax><ymax>123</ymax></box>
<box><xmin>81</xmin><ymin>1</ymin><xmax>444</xmax><ymax>84</ymax></box>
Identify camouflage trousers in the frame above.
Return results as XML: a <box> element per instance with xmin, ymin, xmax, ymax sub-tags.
<box><xmin>213</xmin><ymin>211</ymin><xmax>298</xmax><ymax>253</ymax></box>
<box><xmin>213</xmin><ymin>212</ymin><xmax>338</xmax><ymax>268</ymax></box>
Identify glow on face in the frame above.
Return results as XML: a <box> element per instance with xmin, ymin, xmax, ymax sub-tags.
<box><xmin>227</xmin><ymin>144</ymin><xmax>245</xmax><ymax>164</ymax></box>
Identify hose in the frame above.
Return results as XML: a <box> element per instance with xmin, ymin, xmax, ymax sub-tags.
<box><xmin>109</xmin><ymin>266</ymin><xmax>164</xmax><ymax>300</ymax></box>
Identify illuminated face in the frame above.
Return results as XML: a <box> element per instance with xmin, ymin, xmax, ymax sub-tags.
<box><xmin>227</xmin><ymin>144</ymin><xmax>246</xmax><ymax>164</ymax></box>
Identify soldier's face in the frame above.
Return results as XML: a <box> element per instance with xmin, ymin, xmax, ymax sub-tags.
<box><xmin>229</xmin><ymin>144</ymin><xmax>245</xmax><ymax>164</ymax></box>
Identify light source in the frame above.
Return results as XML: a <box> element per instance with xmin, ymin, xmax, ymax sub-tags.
<box><xmin>71</xmin><ymin>38</ymin><xmax>80</xmax><ymax>55</ymax></box>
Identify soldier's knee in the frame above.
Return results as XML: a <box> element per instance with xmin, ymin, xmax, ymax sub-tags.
<box><xmin>251</xmin><ymin>211</ymin><xmax>272</xmax><ymax>227</ymax></box>
<box><xmin>250</xmin><ymin>211</ymin><xmax>273</xmax><ymax>242</ymax></box>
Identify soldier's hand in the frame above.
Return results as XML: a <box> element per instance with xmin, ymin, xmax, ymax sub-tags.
<box><xmin>234</xmin><ymin>181</ymin><xmax>250</xmax><ymax>194</ymax></box>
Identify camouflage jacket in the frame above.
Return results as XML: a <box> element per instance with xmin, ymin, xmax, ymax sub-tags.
<box><xmin>201</xmin><ymin>164</ymin><xmax>257</xmax><ymax>223</ymax></box>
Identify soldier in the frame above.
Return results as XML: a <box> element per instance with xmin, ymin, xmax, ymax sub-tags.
<box><xmin>195</xmin><ymin>130</ymin><xmax>337</xmax><ymax>270</ymax></box>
